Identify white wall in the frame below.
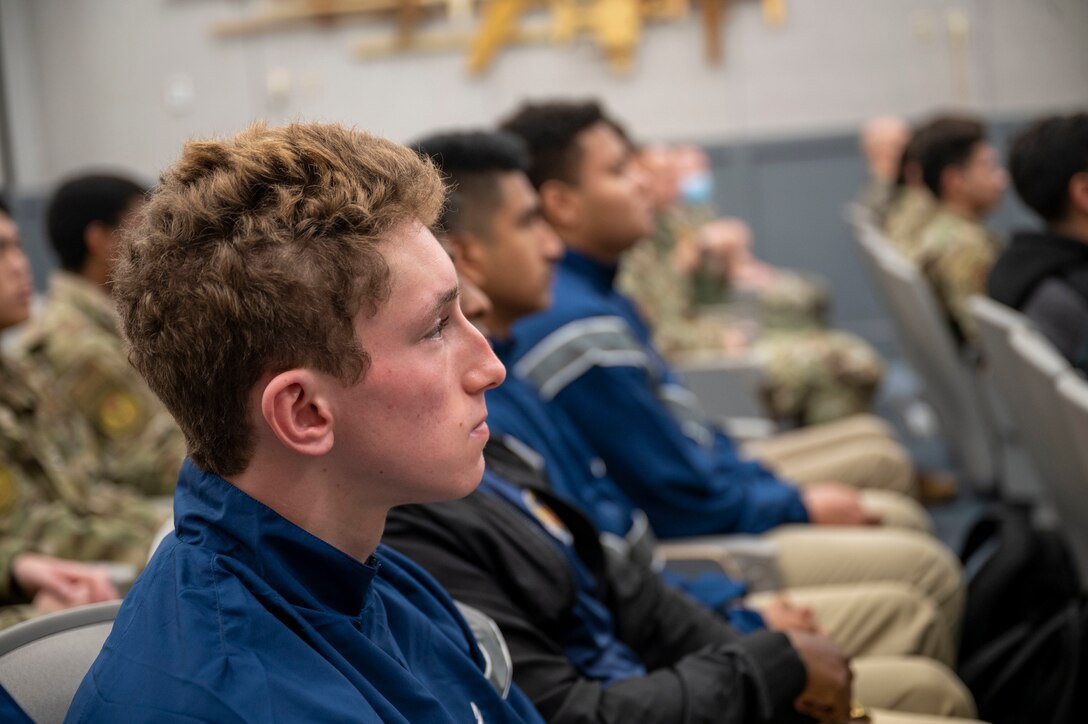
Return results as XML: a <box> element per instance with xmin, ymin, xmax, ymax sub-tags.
<box><xmin>2</xmin><ymin>0</ymin><xmax>1086</xmax><ymax>191</ymax></box>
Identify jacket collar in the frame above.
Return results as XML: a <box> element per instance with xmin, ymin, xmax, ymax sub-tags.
<box><xmin>562</xmin><ymin>249</ymin><xmax>619</xmax><ymax>291</ymax></box>
<box><xmin>173</xmin><ymin>459</ymin><xmax>379</xmax><ymax>616</ymax></box>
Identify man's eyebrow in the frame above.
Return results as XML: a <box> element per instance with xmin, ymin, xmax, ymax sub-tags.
<box><xmin>429</xmin><ymin>286</ymin><xmax>461</xmax><ymax>318</ymax></box>
<box><xmin>518</xmin><ymin>203</ymin><xmax>541</xmax><ymax>224</ymax></box>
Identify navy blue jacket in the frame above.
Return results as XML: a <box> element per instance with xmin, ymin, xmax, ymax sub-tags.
<box><xmin>66</xmin><ymin>460</ymin><xmax>544</xmax><ymax>724</ymax></box>
<box><xmin>506</xmin><ymin>250</ymin><xmax>808</xmax><ymax>538</ymax></box>
<box><xmin>486</xmin><ymin>349</ymin><xmax>634</xmax><ymax>538</ymax></box>
<box><xmin>486</xmin><ymin>355</ymin><xmax>760</xmax><ymax>629</ymax></box>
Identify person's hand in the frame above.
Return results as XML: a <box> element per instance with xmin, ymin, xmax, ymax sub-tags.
<box><xmin>802</xmin><ymin>484</ymin><xmax>882</xmax><ymax>527</ymax></box>
<box><xmin>11</xmin><ymin>552</ymin><xmax>119</xmax><ymax>611</ymax></box>
<box><xmin>785</xmin><ymin>630</ymin><xmax>853</xmax><ymax>722</ymax></box>
<box><xmin>694</xmin><ymin>219</ymin><xmax>751</xmax><ymax>278</ymax></box>
<box><xmin>731</xmin><ymin>258</ymin><xmax>776</xmax><ymax>289</ymax></box>
<box><xmin>761</xmin><ymin>594</ymin><xmax>822</xmax><ymax>635</ymax></box>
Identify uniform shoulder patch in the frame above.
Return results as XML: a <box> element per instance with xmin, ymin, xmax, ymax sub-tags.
<box><xmin>99</xmin><ymin>391</ymin><xmax>145</xmax><ymax>439</ymax></box>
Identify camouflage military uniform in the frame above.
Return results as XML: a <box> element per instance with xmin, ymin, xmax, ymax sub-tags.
<box><xmin>854</xmin><ymin>178</ymin><xmax>897</xmax><ymax>223</ymax></box>
<box><xmin>885</xmin><ymin>186</ymin><xmax>937</xmax><ymax>257</ymax></box>
<box><xmin>17</xmin><ymin>272</ymin><xmax>185</xmax><ymax>496</ymax></box>
<box><xmin>0</xmin><ymin>354</ymin><xmax>166</xmax><ymax>628</ymax></box>
<box><xmin>618</xmin><ymin>212</ymin><xmax>884</xmax><ymax>426</ymax></box>
<box><xmin>907</xmin><ymin>208</ymin><xmax>997</xmax><ymax>345</ymax></box>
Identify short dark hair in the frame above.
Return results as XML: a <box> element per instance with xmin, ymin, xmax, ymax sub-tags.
<box><xmin>499</xmin><ymin>100</ymin><xmax>607</xmax><ymax>189</ymax></box>
<box><xmin>918</xmin><ymin>117</ymin><xmax>986</xmax><ymax>198</ymax></box>
<box><xmin>1009</xmin><ymin>113</ymin><xmax>1088</xmax><ymax>223</ymax></box>
<box><xmin>0</xmin><ymin>195</ymin><xmax>9</xmax><ymax>218</ymax></box>
<box><xmin>47</xmin><ymin>173</ymin><xmax>147</xmax><ymax>272</ymax></box>
<box><xmin>414</xmin><ymin>130</ymin><xmax>530</xmax><ymax>236</ymax></box>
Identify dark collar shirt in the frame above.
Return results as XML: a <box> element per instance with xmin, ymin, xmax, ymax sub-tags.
<box><xmin>988</xmin><ymin>229</ymin><xmax>1088</xmax><ymax>371</ymax></box>
<box><xmin>66</xmin><ymin>459</ymin><xmax>544</xmax><ymax>724</ymax></box>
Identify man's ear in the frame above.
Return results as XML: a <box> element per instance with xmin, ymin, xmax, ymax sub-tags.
<box><xmin>446</xmin><ymin>229</ymin><xmax>489</xmax><ymax>288</ymax></box>
<box><xmin>260</xmin><ymin>370</ymin><xmax>335</xmax><ymax>457</ymax></box>
<box><xmin>83</xmin><ymin>221</ymin><xmax>114</xmax><ymax>264</ymax></box>
<box><xmin>538</xmin><ymin>179</ymin><xmax>579</xmax><ymax>232</ymax></box>
<box><xmin>1068</xmin><ymin>171</ymin><xmax>1088</xmax><ymax>217</ymax></box>
<box><xmin>940</xmin><ymin>165</ymin><xmax>965</xmax><ymax>201</ymax></box>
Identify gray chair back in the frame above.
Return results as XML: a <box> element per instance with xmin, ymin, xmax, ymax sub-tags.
<box><xmin>0</xmin><ymin>601</ymin><xmax>120</xmax><ymax>724</ymax></box>
<box><xmin>968</xmin><ymin>296</ymin><xmax>1032</xmax><ymax>409</ymax></box>
<box><xmin>453</xmin><ymin>601</ymin><xmax>513</xmax><ymax>700</ymax></box>
<box><xmin>853</xmin><ymin>223</ymin><xmax>996</xmax><ymax>490</ymax></box>
<box><xmin>1008</xmin><ymin>327</ymin><xmax>1088</xmax><ymax>582</ymax></box>
<box><xmin>967</xmin><ymin>295</ymin><xmax>1046</xmax><ymax>502</ymax></box>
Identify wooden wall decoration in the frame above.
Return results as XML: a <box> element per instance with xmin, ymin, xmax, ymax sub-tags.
<box><xmin>211</xmin><ymin>0</ymin><xmax>788</xmax><ymax>75</ymax></box>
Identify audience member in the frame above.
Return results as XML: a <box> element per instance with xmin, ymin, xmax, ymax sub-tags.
<box><xmin>618</xmin><ymin>145</ymin><xmax>888</xmax><ymax>427</ymax></box>
<box><xmin>387</xmin><ymin>440</ymin><xmax>980</xmax><ymax>723</ymax></box>
<box><xmin>988</xmin><ymin>112</ymin><xmax>1088</xmax><ymax>370</ymax></box>
<box><xmin>66</xmin><ymin>122</ymin><xmax>543</xmax><ymax>723</ymax></box>
<box><xmin>0</xmin><ymin>198</ymin><xmax>164</xmax><ymax>629</ymax></box>
<box><xmin>18</xmin><ymin>174</ymin><xmax>185</xmax><ymax>497</ymax></box>
<box><xmin>908</xmin><ymin>117</ymin><xmax>1006</xmax><ymax>344</ymax></box>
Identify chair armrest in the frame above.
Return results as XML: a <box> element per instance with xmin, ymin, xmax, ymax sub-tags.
<box><xmin>658</xmin><ymin>536</ymin><xmax>783</xmax><ymax>593</ymax></box>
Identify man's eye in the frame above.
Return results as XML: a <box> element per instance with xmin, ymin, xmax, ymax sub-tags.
<box><xmin>427</xmin><ymin>316</ymin><xmax>451</xmax><ymax>339</ymax></box>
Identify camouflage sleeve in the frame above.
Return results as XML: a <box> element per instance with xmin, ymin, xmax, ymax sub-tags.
<box><xmin>0</xmin><ymin>604</ymin><xmax>38</xmax><ymax>630</ymax></box>
<box><xmin>925</xmin><ymin>229</ymin><xmax>996</xmax><ymax>344</ymax></box>
<box><xmin>753</xmin><ymin>329</ymin><xmax>884</xmax><ymax>426</ymax></box>
<box><xmin>750</xmin><ymin>270</ymin><xmax>829</xmax><ymax>331</ymax></box>
<box><xmin>0</xmin><ymin>537</ymin><xmax>32</xmax><ymax>605</ymax></box>
<box><xmin>59</xmin><ymin>353</ymin><xmax>185</xmax><ymax>497</ymax></box>
<box><xmin>617</xmin><ymin>236</ymin><xmax>690</xmax><ymax>328</ymax></box>
<box><xmin>8</xmin><ymin>493</ymin><xmax>164</xmax><ymax>570</ymax></box>
<box><xmin>1</xmin><ymin>447</ymin><xmax>165</xmax><ymax>575</ymax></box>
<box><xmin>653</xmin><ymin>314</ymin><xmax>733</xmax><ymax>359</ymax></box>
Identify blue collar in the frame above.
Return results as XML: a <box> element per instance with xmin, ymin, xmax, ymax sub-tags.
<box><xmin>173</xmin><ymin>459</ymin><xmax>379</xmax><ymax>617</ymax></box>
<box><xmin>562</xmin><ymin>249</ymin><xmax>619</xmax><ymax>291</ymax></box>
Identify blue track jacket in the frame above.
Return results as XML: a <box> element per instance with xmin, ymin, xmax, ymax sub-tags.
<box><xmin>66</xmin><ymin>460</ymin><xmax>544</xmax><ymax>724</ymax></box>
<box><xmin>506</xmin><ymin>250</ymin><xmax>808</xmax><ymax>538</ymax></box>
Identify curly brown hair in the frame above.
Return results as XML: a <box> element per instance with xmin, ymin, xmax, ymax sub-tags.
<box><xmin>114</xmin><ymin>122</ymin><xmax>444</xmax><ymax>476</ymax></box>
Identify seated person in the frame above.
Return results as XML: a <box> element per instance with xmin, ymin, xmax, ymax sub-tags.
<box><xmin>66</xmin><ymin>122</ymin><xmax>543</xmax><ymax>723</ymax></box>
<box><xmin>988</xmin><ymin>112</ymin><xmax>1088</xmax><ymax>370</ymax></box>
<box><xmin>417</xmin><ymin>128</ymin><xmax>962</xmax><ymax>654</ymax></box>
<box><xmin>883</xmin><ymin>118</ymin><xmax>971</xmax><ymax>255</ymax></box>
<box><xmin>386</xmin><ymin>435</ymin><xmax>980</xmax><ymax>724</ymax></box>
<box><xmin>618</xmin><ymin>144</ymin><xmax>887</xmax><ymax>428</ymax></box>
<box><xmin>497</xmin><ymin>100</ymin><xmax>934</xmax><ymax>525</ymax></box>
<box><xmin>18</xmin><ymin>174</ymin><xmax>186</xmax><ymax>497</ymax></box>
<box><xmin>0</xmin><ymin>199</ymin><xmax>165</xmax><ymax>630</ymax></box>
<box><xmin>907</xmin><ymin>117</ymin><xmax>1006</xmax><ymax>345</ymax></box>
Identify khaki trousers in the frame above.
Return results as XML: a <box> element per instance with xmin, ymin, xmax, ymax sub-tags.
<box><xmin>744</xmin><ymin>414</ymin><xmax>917</xmax><ymax>497</ymax></box>
<box><xmin>869</xmin><ymin>713</ymin><xmax>983</xmax><ymax>724</ymax></box>
<box><xmin>746</xmin><ymin>581</ymin><xmax>954</xmax><ymax>666</ymax></box>
<box><xmin>672</xmin><ymin>526</ymin><xmax>965</xmax><ymax>659</ymax></box>
<box><xmin>743</xmin><ymin>414</ymin><xmax>932</xmax><ymax>533</ymax></box>
<box><xmin>855</xmin><ymin>657</ymin><xmax>979</xmax><ymax>720</ymax></box>
<box><xmin>768</xmin><ymin>526</ymin><xmax>964</xmax><ymax>646</ymax></box>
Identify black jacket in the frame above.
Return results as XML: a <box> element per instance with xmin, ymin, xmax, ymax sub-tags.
<box><xmin>988</xmin><ymin>230</ymin><xmax>1088</xmax><ymax>371</ymax></box>
<box><xmin>383</xmin><ymin>441</ymin><xmax>808</xmax><ymax>724</ymax></box>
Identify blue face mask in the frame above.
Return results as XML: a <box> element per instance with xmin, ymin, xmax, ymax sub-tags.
<box><xmin>679</xmin><ymin>171</ymin><xmax>714</xmax><ymax>206</ymax></box>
